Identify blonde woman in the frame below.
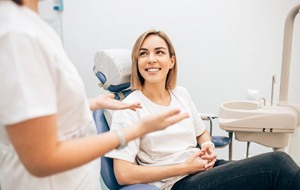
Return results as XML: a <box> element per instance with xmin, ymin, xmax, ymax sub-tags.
<box><xmin>106</xmin><ymin>29</ymin><xmax>300</xmax><ymax>190</ymax></box>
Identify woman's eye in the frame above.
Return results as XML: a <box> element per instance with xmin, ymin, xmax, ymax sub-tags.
<box><xmin>139</xmin><ymin>52</ymin><xmax>147</xmax><ymax>56</ymax></box>
<box><xmin>157</xmin><ymin>51</ymin><xmax>165</xmax><ymax>55</ymax></box>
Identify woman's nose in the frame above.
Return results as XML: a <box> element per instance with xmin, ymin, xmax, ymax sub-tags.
<box><xmin>147</xmin><ymin>53</ymin><xmax>157</xmax><ymax>63</ymax></box>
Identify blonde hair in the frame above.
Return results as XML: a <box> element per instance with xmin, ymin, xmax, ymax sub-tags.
<box><xmin>131</xmin><ymin>29</ymin><xmax>177</xmax><ymax>90</ymax></box>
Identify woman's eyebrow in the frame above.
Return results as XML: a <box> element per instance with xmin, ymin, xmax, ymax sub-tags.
<box><xmin>155</xmin><ymin>47</ymin><xmax>167</xmax><ymax>50</ymax></box>
<box><xmin>139</xmin><ymin>48</ymin><xmax>148</xmax><ymax>51</ymax></box>
<box><xmin>139</xmin><ymin>47</ymin><xmax>167</xmax><ymax>51</ymax></box>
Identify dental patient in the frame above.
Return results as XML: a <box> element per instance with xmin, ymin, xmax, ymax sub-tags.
<box><xmin>106</xmin><ymin>29</ymin><xmax>300</xmax><ymax>190</ymax></box>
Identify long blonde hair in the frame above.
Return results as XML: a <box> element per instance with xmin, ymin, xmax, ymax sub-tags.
<box><xmin>131</xmin><ymin>29</ymin><xmax>177</xmax><ymax>90</ymax></box>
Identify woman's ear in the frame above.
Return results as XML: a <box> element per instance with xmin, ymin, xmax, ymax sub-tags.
<box><xmin>170</xmin><ymin>55</ymin><xmax>176</xmax><ymax>69</ymax></box>
<box><xmin>170</xmin><ymin>63</ymin><xmax>174</xmax><ymax>69</ymax></box>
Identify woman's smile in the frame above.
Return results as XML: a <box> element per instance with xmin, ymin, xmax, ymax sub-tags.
<box><xmin>145</xmin><ymin>67</ymin><xmax>161</xmax><ymax>73</ymax></box>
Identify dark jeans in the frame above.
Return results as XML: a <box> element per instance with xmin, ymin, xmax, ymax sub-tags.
<box><xmin>171</xmin><ymin>151</ymin><xmax>300</xmax><ymax>190</ymax></box>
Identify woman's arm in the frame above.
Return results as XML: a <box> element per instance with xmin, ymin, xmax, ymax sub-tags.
<box><xmin>114</xmin><ymin>151</ymin><xmax>208</xmax><ymax>185</ymax></box>
<box><xmin>6</xmin><ymin>109</ymin><xmax>188</xmax><ymax>177</ymax></box>
<box><xmin>196</xmin><ymin>130</ymin><xmax>217</xmax><ymax>170</ymax></box>
<box><xmin>89</xmin><ymin>93</ymin><xmax>142</xmax><ymax>111</ymax></box>
<box><xmin>196</xmin><ymin>130</ymin><xmax>212</xmax><ymax>146</ymax></box>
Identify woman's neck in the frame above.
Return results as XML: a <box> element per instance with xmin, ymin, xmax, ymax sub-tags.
<box><xmin>142</xmin><ymin>83</ymin><xmax>171</xmax><ymax>106</ymax></box>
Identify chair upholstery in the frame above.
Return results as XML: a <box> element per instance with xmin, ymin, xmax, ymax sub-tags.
<box><xmin>211</xmin><ymin>136</ymin><xmax>231</xmax><ymax>148</ymax></box>
<box><xmin>92</xmin><ymin>109</ymin><xmax>159</xmax><ymax>190</ymax></box>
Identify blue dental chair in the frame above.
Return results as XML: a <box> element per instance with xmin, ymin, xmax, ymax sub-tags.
<box><xmin>93</xmin><ymin>49</ymin><xmax>159</xmax><ymax>190</ymax></box>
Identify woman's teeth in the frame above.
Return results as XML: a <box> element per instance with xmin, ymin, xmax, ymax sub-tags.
<box><xmin>147</xmin><ymin>68</ymin><xmax>160</xmax><ymax>72</ymax></box>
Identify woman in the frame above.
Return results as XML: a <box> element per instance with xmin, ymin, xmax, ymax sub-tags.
<box><xmin>106</xmin><ymin>29</ymin><xmax>300</xmax><ymax>190</ymax></box>
<box><xmin>0</xmin><ymin>1</ymin><xmax>189</xmax><ymax>190</ymax></box>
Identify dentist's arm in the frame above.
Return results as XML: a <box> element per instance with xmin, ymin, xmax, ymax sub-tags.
<box><xmin>6</xmin><ymin>109</ymin><xmax>188</xmax><ymax>177</ymax></box>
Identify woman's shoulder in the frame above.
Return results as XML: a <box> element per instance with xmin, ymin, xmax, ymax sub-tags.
<box><xmin>111</xmin><ymin>91</ymin><xmax>141</xmax><ymax>124</ymax></box>
<box><xmin>171</xmin><ymin>86</ymin><xmax>190</xmax><ymax>96</ymax></box>
<box><xmin>122</xmin><ymin>90</ymin><xmax>141</xmax><ymax>102</ymax></box>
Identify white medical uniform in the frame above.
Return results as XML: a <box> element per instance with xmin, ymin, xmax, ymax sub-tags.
<box><xmin>106</xmin><ymin>86</ymin><xmax>206</xmax><ymax>190</ymax></box>
<box><xmin>0</xmin><ymin>1</ymin><xmax>100</xmax><ymax>190</ymax></box>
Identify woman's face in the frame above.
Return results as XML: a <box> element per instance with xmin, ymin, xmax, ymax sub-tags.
<box><xmin>137</xmin><ymin>35</ymin><xmax>175</xmax><ymax>87</ymax></box>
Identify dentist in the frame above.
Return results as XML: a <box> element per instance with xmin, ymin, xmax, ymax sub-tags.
<box><xmin>0</xmin><ymin>0</ymin><xmax>189</xmax><ymax>189</ymax></box>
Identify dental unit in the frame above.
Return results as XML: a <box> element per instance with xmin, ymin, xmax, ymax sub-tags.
<box><xmin>218</xmin><ymin>4</ymin><xmax>300</xmax><ymax>165</ymax></box>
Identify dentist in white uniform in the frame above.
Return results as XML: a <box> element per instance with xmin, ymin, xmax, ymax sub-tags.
<box><xmin>0</xmin><ymin>0</ymin><xmax>189</xmax><ymax>189</ymax></box>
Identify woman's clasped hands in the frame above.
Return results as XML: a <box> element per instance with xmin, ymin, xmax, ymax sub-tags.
<box><xmin>200</xmin><ymin>146</ymin><xmax>217</xmax><ymax>170</ymax></box>
<box><xmin>183</xmin><ymin>146</ymin><xmax>217</xmax><ymax>175</ymax></box>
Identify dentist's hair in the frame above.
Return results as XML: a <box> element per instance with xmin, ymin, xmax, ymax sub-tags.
<box><xmin>131</xmin><ymin>29</ymin><xmax>177</xmax><ymax>90</ymax></box>
<box><xmin>12</xmin><ymin>0</ymin><xmax>23</xmax><ymax>5</ymax></box>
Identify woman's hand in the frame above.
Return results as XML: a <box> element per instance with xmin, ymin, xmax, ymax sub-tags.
<box><xmin>200</xmin><ymin>146</ymin><xmax>217</xmax><ymax>170</ymax></box>
<box><xmin>182</xmin><ymin>151</ymin><xmax>208</xmax><ymax>174</ymax></box>
<box><xmin>138</xmin><ymin>108</ymin><xmax>189</xmax><ymax>134</ymax></box>
<box><xmin>89</xmin><ymin>93</ymin><xmax>142</xmax><ymax>111</ymax></box>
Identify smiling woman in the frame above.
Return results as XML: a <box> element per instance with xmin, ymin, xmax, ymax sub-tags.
<box><xmin>105</xmin><ymin>29</ymin><xmax>300</xmax><ymax>190</ymax></box>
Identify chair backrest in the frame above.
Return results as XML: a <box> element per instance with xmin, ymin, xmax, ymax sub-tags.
<box><xmin>93</xmin><ymin>49</ymin><xmax>133</xmax><ymax>100</ymax></box>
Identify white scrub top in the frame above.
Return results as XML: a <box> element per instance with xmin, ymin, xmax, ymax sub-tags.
<box><xmin>0</xmin><ymin>1</ymin><xmax>100</xmax><ymax>190</ymax></box>
<box><xmin>106</xmin><ymin>86</ymin><xmax>206</xmax><ymax>190</ymax></box>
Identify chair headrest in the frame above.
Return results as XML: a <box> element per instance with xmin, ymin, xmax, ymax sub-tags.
<box><xmin>93</xmin><ymin>49</ymin><xmax>132</xmax><ymax>100</ymax></box>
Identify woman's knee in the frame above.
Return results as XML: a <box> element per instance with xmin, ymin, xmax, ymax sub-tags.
<box><xmin>269</xmin><ymin>151</ymin><xmax>290</xmax><ymax>160</ymax></box>
<box><xmin>266</xmin><ymin>151</ymin><xmax>298</xmax><ymax>171</ymax></box>
<box><xmin>268</xmin><ymin>151</ymin><xmax>293</xmax><ymax>164</ymax></box>
<box><xmin>249</xmin><ymin>151</ymin><xmax>291</xmax><ymax>170</ymax></box>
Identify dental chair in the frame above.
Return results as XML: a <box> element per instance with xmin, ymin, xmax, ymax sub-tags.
<box><xmin>93</xmin><ymin>49</ymin><xmax>159</xmax><ymax>190</ymax></box>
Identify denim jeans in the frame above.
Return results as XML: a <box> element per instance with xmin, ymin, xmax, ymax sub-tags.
<box><xmin>171</xmin><ymin>152</ymin><xmax>300</xmax><ymax>190</ymax></box>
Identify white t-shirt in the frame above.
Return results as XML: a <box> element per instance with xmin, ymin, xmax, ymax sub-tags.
<box><xmin>106</xmin><ymin>86</ymin><xmax>206</xmax><ymax>190</ymax></box>
<box><xmin>0</xmin><ymin>2</ymin><xmax>100</xmax><ymax>190</ymax></box>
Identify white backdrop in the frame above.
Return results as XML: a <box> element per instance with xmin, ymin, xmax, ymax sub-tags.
<box><xmin>39</xmin><ymin>0</ymin><xmax>300</xmax><ymax>160</ymax></box>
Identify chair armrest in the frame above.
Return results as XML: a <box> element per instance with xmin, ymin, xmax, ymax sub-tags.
<box><xmin>199</xmin><ymin>113</ymin><xmax>218</xmax><ymax>120</ymax></box>
<box><xmin>199</xmin><ymin>113</ymin><xmax>218</xmax><ymax>136</ymax></box>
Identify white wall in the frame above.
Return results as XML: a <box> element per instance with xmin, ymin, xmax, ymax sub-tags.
<box><xmin>40</xmin><ymin>0</ymin><xmax>300</xmax><ymax>160</ymax></box>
